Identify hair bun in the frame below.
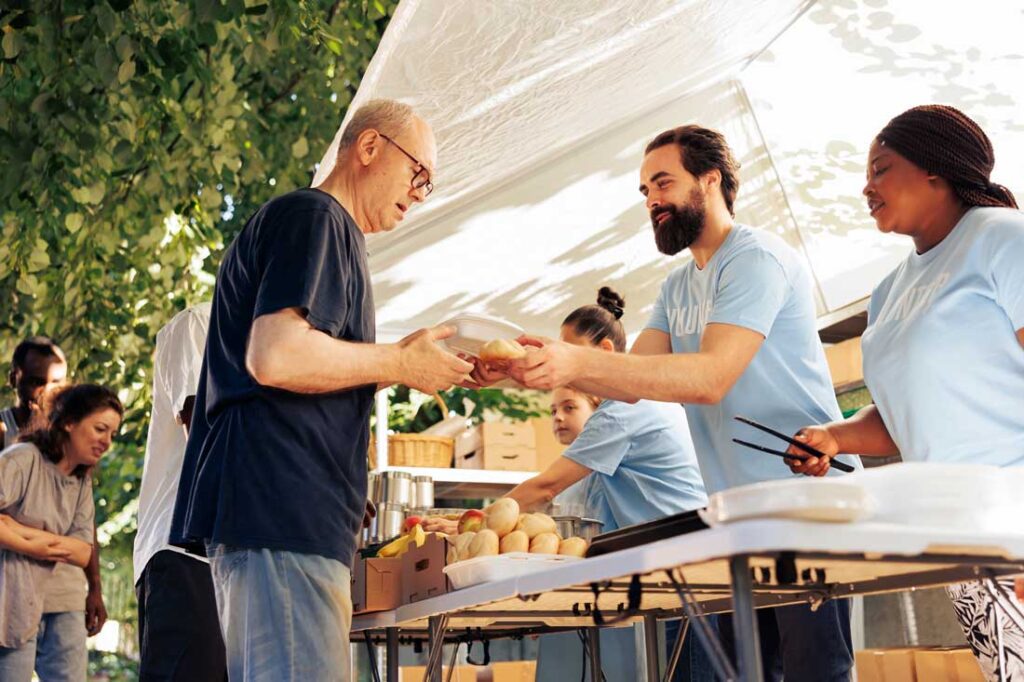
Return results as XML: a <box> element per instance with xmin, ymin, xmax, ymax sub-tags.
<box><xmin>596</xmin><ymin>286</ymin><xmax>625</xmax><ymax>319</ymax></box>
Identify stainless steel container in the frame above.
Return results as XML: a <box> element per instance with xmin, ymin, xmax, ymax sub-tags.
<box><xmin>552</xmin><ymin>516</ymin><xmax>604</xmax><ymax>542</ymax></box>
<box><xmin>376</xmin><ymin>471</ymin><xmax>413</xmax><ymax>506</ymax></box>
<box><xmin>375</xmin><ymin>502</ymin><xmax>407</xmax><ymax>542</ymax></box>
<box><xmin>411</xmin><ymin>475</ymin><xmax>434</xmax><ymax>510</ymax></box>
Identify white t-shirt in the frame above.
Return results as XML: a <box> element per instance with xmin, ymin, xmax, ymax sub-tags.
<box><xmin>862</xmin><ymin>207</ymin><xmax>1024</xmax><ymax>465</ymax></box>
<box><xmin>132</xmin><ymin>303</ymin><xmax>211</xmax><ymax>584</ymax></box>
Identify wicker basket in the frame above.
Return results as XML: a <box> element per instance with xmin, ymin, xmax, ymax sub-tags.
<box><xmin>368</xmin><ymin>392</ymin><xmax>455</xmax><ymax>469</ymax></box>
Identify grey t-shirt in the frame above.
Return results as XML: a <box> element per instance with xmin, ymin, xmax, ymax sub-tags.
<box><xmin>0</xmin><ymin>408</ymin><xmax>89</xmax><ymax>613</ymax></box>
<box><xmin>0</xmin><ymin>443</ymin><xmax>94</xmax><ymax>646</ymax></box>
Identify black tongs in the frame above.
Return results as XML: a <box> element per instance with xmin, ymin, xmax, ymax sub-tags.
<box><xmin>732</xmin><ymin>415</ymin><xmax>856</xmax><ymax>473</ymax></box>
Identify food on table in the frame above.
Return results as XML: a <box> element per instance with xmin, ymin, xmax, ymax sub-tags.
<box><xmin>558</xmin><ymin>537</ymin><xmax>588</xmax><ymax>558</ymax></box>
<box><xmin>499</xmin><ymin>530</ymin><xmax>529</xmax><ymax>554</ymax></box>
<box><xmin>402</xmin><ymin>516</ymin><xmax>423</xmax><ymax>534</ymax></box>
<box><xmin>515</xmin><ymin>512</ymin><xmax>557</xmax><ymax>539</ymax></box>
<box><xmin>454</xmin><ymin>532</ymin><xmax>477</xmax><ymax>561</ymax></box>
<box><xmin>478</xmin><ymin>338</ymin><xmax>527</xmax><ymax>364</ymax></box>
<box><xmin>378</xmin><ymin>523</ymin><xmax>427</xmax><ymax>558</ymax></box>
<box><xmin>468</xmin><ymin>529</ymin><xmax>499</xmax><ymax>558</ymax></box>
<box><xmin>529</xmin><ymin>532</ymin><xmax>560</xmax><ymax>555</ymax></box>
<box><xmin>457</xmin><ymin>509</ymin><xmax>485</xmax><ymax>534</ymax></box>
<box><xmin>483</xmin><ymin>498</ymin><xmax>520</xmax><ymax>537</ymax></box>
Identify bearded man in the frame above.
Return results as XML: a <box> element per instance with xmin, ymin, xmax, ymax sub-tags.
<box><xmin>507</xmin><ymin>125</ymin><xmax>860</xmax><ymax>681</ymax></box>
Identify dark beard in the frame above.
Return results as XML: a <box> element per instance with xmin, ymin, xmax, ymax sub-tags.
<box><xmin>651</xmin><ymin>189</ymin><xmax>706</xmax><ymax>256</ymax></box>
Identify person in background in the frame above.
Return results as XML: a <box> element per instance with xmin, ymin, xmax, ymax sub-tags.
<box><xmin>506</xmin><ymin>125</ymin><xmax>859</xmax><ymax>681</ymax></box>
<box><xmin>1</xmin><ymin>338</ymin><xmax>108</xmax><ymax>681</ymax></box>
<box><xmin>170</xmin><ymin>98</ymin><xmax>473</xmax><ymax>681</ymax></box>
<box><xmin>787</xmin><ymin>104</ymin><xmax>1024</xmax><ymax>682</ymax></box>
<box><xmin>133</xmin><ymin>302</ymin><xmax>226</xmax><ymax>680</ymax></box>
<box><xmin>0</xmin><ymin>384</ymin><xmax>122</xmax><ymax>682</ymax></box>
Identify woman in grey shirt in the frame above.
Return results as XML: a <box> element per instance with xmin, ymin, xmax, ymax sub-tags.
<box><xmin>0</xmin><ymin>384</ymin><xmax>122</xmax><ymax>681</ymax></box>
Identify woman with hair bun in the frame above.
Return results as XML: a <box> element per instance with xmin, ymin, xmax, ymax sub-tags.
<box><xmin>0</xmin><ymin>384</ymin><xmax>122</xmax><ymax>680</ymax></box>
<box><xmin>434</xmin><ymin>287</ymin><xmax>708</xmax><ymax>680</ymax></box>
<box><xmin>787</xmin><ymin>105</ymin><xmax>1024</xmax><ymax>681</ymax></box>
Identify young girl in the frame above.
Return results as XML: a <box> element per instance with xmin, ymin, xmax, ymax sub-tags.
<box><xmin>0</xmin><ymin>384</ymin><xmax>122</xmax><ymax>681</ymax></box>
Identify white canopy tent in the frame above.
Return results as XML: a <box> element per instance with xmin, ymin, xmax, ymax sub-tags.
<box><xmin>314</xmin><ymin>0</ymin><xmax>1024</xmax><ymax>343</ymax></box>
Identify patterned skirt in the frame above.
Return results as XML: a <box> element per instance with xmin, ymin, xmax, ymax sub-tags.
<box><xmin>947</xmin><ymin>579</ymin><xmax>1024</xmax><ymax>682</ymax></box>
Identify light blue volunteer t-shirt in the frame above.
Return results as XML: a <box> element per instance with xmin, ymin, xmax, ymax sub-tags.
<box><xmin>561</xmin><ymin>399</ymin><xmax>706</xmax><ymax>532</ymax></box>
<box><xmin>646</xmin><ymin>224</ymin><xmax>860</xmax><ymax>494</ymax></box>
<box><xmin>862</xmin><ymin>207</ymin><xmax>1024</xmax><ymax>465</ymax></box>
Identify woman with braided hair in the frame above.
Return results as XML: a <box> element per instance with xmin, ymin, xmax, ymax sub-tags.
<box><xmin>786</xmin><ymin>105</ymin><xmax>1024</xmax><ymax>680</ymax></box>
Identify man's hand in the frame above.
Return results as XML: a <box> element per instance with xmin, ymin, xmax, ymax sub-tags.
<box><xmin>397</xmin><ymin>326</ymin><xmax>474</xmax><ymax>394</ymax></box>
<box><xmin>785</xmin><ymin>426</ymin><xmax>840</xmax><ymax>477</ymax></box>
<box><xmin>24</xmin><ymin>536</ymin><xmax>73</xmax><ymax>563</ymax></box>
<box><xmin>464</xmin><ymin>358</ymin><xmax>511</xmax><ymax>388</ymax></box>
<box><xmin>507</xmin><ymin>336</ymin><xmax>582</xmax><ymax>390</ymax></box>
<box><xmin>85</xmin><ymin>588</ymin><xmax>107</xmax><ymax>636</ymax></box>
<box><xmin>362</xmin><ymin>500</ymin><xmax>376</xmax><ymax>529</ymax></box>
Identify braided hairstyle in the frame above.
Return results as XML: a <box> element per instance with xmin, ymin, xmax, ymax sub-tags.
<box><xmin>562</xmin><ymin>287</ymin><xmax>627</xmax><ymax>352</ymax></box>
<box><xmin>877</xmin><ymin>105</ymin><xmax>1017</xmax><ymax>209</ymax></box>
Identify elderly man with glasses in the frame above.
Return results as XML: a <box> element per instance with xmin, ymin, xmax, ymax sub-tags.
<box><xmin>170</xmin><ymin>99</ymin><xmax>472</xmax><ymax>681</ymax></box>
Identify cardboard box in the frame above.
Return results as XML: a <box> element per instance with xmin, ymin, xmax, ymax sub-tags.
<box><xmin>856</xmin><ymin>647</ymin><xmax>983</xmax><ymax>682</ymax></box>
<box><xmin>490</xmin><ymin>660</ymin><xmax>537</xmax><ymax>681</ymax></box>
<box><xmin>951</xmin><ymin>648</ymin><xmax>985</xmax><ymax>682</ymax></box>
<box><xmin>914</xmin><ymin>648</ymin><xmax>957</xmax><ymax>681</ymax></box>
<box><xmin>531</xmin><ymin>417</ymin><xmax>565</xmax><ymax>472</ymax></box>
<box><xmin>455</xmin><ymin>422</ymin><xmax>538</xmax><ymax>471</ymax></box>
<box><xmin>352</xmin><ymin>557</ymin><xmax>401</xmax><ymax>614</ymax></box>
<box><xmin>825</xmin><ymin>337</ymin><xmax>863</xmax><ymax>388</ymax></box>
<box><xmin>401</xmin><ymin>665</ymin><xmax>478</xmax><ymax>681</ymax></box>
<box><xmin>402</xmin><ymin>533</ymin><xmax>449</xmax><ymax>604</ymax></box>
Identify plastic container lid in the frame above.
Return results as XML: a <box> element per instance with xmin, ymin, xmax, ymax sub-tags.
<box><xmin>443</xmin><ymin>552</ymin><xmax>581</xmax><ymax>589</ymax></box>
<box><xmin>703</xmin><ymin>478</ymin><xmax>872</xmax><ymax>525</ymax></box>
<box><xmin>437</xmin><ymin>313</ymin><xmax>525</xmax><ymax>358</ymax></box>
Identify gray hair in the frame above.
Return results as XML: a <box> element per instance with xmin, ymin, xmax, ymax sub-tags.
<box><xmin>339</xmin><ymin>99</ymin><xmax>415</xmax><ymax>151</ymax></box>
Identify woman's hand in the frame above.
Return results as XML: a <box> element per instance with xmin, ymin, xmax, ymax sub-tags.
<box><xmin>785</xmin><ymin>426</ymin><xmax>841</xmax><ymax>477</ymax></box>
<box><xmin>24</xmin><ymin>535</ymin><xmax>73</xmax><ymax>563</ymax></box>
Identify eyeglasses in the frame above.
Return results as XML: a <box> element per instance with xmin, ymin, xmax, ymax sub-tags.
<box><xmin>380</xmin><ymin>134</ymin><xmax>434</xmax><ymax>197</ymax></box>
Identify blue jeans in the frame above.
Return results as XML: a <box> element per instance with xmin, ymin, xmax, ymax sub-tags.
<box><xmin>206</xmin><ymin>543</ymin><xmax>352</xmax><ymax>682</ymax></box>
<box><xmin>665</xmin><ymin>616</ymin><xmax>719</xmax><ymax>681</ymax></box>
<box><xmin>0</xmin><ymin>611</ymin><xmax>87</xmax><ymax>682</ymax></box>
<box><xmin>717</xmin><ymin>600</ymin><xmax>853</xmax><ymax>682</ymax></box>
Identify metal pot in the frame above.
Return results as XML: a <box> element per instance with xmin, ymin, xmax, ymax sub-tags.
<box><xmin>376</xmin><ymin>471</ymin><xmax>413</xmax><ymax>506</ymax></box>
<box><xmin>552</xmin><ymin>516</ymin><xmax>604</xmax><ymax>542</ymax></box>
<box><xmin>410</xmin><ymin>475</ymin><xmax>434</xmax><ymax>510</ymax></box>
<box><xmin>374</xmin><ymin>502</ymin><xmax>407</xmax><ymax>543</ymax></box>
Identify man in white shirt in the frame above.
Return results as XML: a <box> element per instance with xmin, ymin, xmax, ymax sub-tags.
<box><xmin>133</xmin><ymin>303</ymin><xmax>225</xmax><ymax>680</ymax></box>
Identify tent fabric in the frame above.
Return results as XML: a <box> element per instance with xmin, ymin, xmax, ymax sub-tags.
<box><xmin>314</xmin><ymin>0</ymin><xmax>1024</xmax><ymax>342</ymax></box>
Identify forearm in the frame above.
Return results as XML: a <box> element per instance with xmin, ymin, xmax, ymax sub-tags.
<box><xmin>506</xmin><ymin>476</ymin><xmax>561</xmax><ymax>512</ymax></box>
<box><xmin>0</xmin><ymin>522</ymin><xmax>33</xmax><ymax>555</ymax></box>
<box><xmin>0</xmin><ymin>516</ymin><xmax>92</xmax><ymax>567</ymax></box>
<box><xmin>827</xmin><ymin>405</ymin><xmax>900</xmax><ymax>457</ymax></box>
<box><xmin>578</xmin><ymin>349</ymin><xmax>724</xmax><ymax>404</ymax></box>
<box><xmin>569</xmin><ymin>379</ymin><xmax>642</xmax><ymax>404</ymax></box>
<box><xmin>247</xmin><ymin>311</ymin><xmax>403</xmax><ymax>393</ymax></box>
<box><xmin>86</xmin><ymin>527</ymin><xmax>102</xmax><ymax>591</ymax></box>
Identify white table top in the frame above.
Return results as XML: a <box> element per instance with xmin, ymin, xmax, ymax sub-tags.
<box><xmin>353</xmin><ymin>519</ymin><xmax>1024</xmax><ymax>632</ymax></box>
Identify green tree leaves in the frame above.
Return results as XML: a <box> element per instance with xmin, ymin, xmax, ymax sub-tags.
<box><xmin>0</xmin><ymin>0</ymin><xmax>397</xmax><ymax>624</ymax></box>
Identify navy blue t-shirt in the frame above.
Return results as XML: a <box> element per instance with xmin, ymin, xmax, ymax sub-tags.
<box><xmin>169</xmin><ymin>188</ymin><xmax>375</xmax><ymax>567</ymax></box>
